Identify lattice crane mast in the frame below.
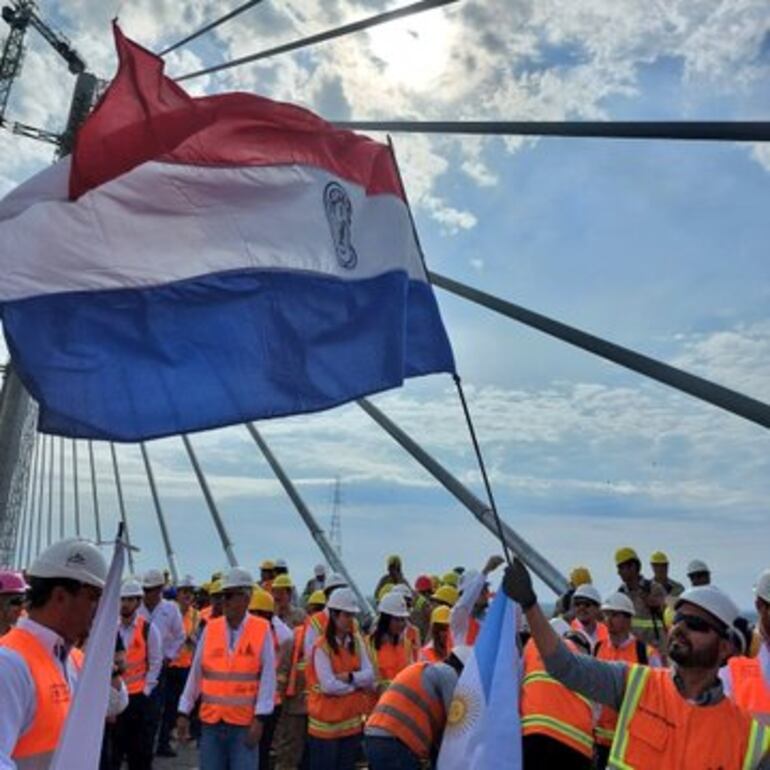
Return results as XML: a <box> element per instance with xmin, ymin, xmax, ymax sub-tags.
<box><xmin>0</xmin><ymin>0</ymin><xmax>86</xmax><ymax>147</ymax></box>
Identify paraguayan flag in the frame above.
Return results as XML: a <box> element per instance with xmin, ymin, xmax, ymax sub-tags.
<box><xmin>437</xmin><ymin>587</ymin><xmax>522</xmax><ymax>769</ymax></box>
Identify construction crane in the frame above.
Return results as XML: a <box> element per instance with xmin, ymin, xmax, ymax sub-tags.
<box><xmin>0</xmin><ymin>0</ymin><xmax>86</xmax><ymax>147</ymax></box>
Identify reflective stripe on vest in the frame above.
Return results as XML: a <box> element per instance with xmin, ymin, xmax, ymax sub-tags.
<box><xmin>199</xmin><ymin>615</ymin><xmax>268</xmax><ymax>726</ymax></box>
<box><xmin>0</xmin><ymin>628</ymin><xmax>73</xmax><ymax>765</ymax></box>
<box><xmin>366</xmin><ymin>663</ymin><xmax>446</xmax><ymax>759</ymax></box>
<box><xmin>609</xmin><ymin>664</ymin><xmax>768</xmax><ymax>770</ymax></box>
<box><xmin>521</xmin><ymin>715</ymin><xmax>594</xmax><ymax>752</ymax></box>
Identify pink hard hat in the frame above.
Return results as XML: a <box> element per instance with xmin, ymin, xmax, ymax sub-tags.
<box><xmin>0</xmin><ymin>570</ymin><xmax>28</xmax><ymax>595</ymax></box>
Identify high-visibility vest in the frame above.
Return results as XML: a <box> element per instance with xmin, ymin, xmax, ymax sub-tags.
<box><xmin>123</xmin><ymin>615</ymin><xmax>149</xmax><ymax>696</ymax></box>
<box><xmin>571</xmin><ymin>618</ymin><xmax>610</xmax><ymax>647</ymax></box>
<box><xmin>520</xmin><ymin>638</ymin><xmax>594</xmax><ymax>758</ymax></box>
<box><xmin>199</xmin><ymin>606</ymin><xmax>212</xmax><ymax>623</ymax></box>
<box><xmin>0</xmin><ymin>627</ymin><xmax>78</xmax><ymax>768</ymax></box>
<box><xmin>728</xmin><ymin>655</ymin><xmax>770</xmax><ymax>725</ymax></box>
<box><xmin>608</xmin><ymin>664</ymin><xmax>770</xmax><ymax>770</ymax></box>
<box><xmin>366</xmin><ymin>662</ymin><xmax>446</xmax><ymax>759</ymax></box>
<box><xmin>593</xmin><ymin>638</ymin><xmax>650</xmax><ymax>746</ymax></box>
<box><xmin>170</xmin><ymin>606</ymin><xmax>199</xmax><ymax>669</ymax></box>
<box><xmin>419</xmin><ymin>643</ymin><xmax>444</xmax><ymax>664</ymax></box>
<box><xmin>200</xmin><ymin>615</ymin><xmax>269</xmax><ymax>726</ymax></box>
<box><xmin>286</xmin><ymin>621</ymin><xmax>309</xmax><ymax>698</ymax></box>
<box><xmin>306</xmin><ymin>634</ymin><xmax>368</xmax><ymax>740</ymax></box>
<box><xmin>369</xmin><ymin>635</ymin><xmax>414</xmax><ymax>693</ymax></box>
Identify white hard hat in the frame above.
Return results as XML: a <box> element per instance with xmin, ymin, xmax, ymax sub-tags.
<box><xmin>176</xmin><ymin>574</ymin><xmax>196</xmax><ymax>589</ymax></box>
<box><xmin>326</xmin><ymin>587</ymin><xmax>359</xmax><ymax>614</ymax></box>
<box><xmin>458</xmin><ymin>569</ymin><xmax>480</xmax><ymax>593</ymax></box>
<box><xmin>601</xmin><ymin>592</ymin><xmax>635</xmax><ymax>616</ymax></box>
<box><xmin>378</xmin><ymin>592</ymin><xmax>410</xmax><ymax>618</ymax></box>
<box><xmin>390</xmin><ymin>584</ymin><xmax>412</xmax><ymax>598</ymax></box>
<box><xmin>572</xmin><ymin>584</ymin><xmax>602</xmax><ymax>605</ymax></box>
<box><xmin>314</xmin><ymin>563</ymin><xmax>326</xmax><ymax>577</ymax></box>
<box><xmin>121</xmin><ymin>579</ymin><xmax>144</xmax><ymax>598</ymax></box>
<box><xmin>754</xmin><ymin>570</ymin><xmax>770</xmax><ymax>603</ymax></box>
<box><xmin>686</xmin><ymin>559</ymin><xmax>710</xmax><ymax>575</ymax></box>
<box><xmin>221</xmin><ymin>567</ymin><xmax>254</xmax><ymax>591</ymax></box>
<box><xmin>142</xmin><ymin>569</ymin><xmax>165</xmax><ymax>589</ymax></box>
<box><xmin>550</xmin><ymin>618</ymin><xmax>571</xmax><ymax>637</ymax></box>
<box><xmin>275</xmin><ymin>558</ymin><xmax>288</xmax><ymax>569</ymax></box>
<box><xmin>325</xmin><ymin>573</ymin><xmax>348</xmax><ymax>591</ymax></box>
<box><xmin>675</xmin><ymin>585</ymin><xmax>740</xmax><ymax>629</ymax></box>
<box><xmin>450</xmin><ymin>644</ymin><xmax>473</xmax><ymax>667</ymax></box>
<box><xmin>28</xmin><ymin>538</ymin><xmax>108</xmax><ymax>589</ymax></box>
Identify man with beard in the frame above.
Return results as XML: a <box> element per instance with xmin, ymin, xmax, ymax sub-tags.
<box><xmin>503</xmin><ymin>559</ymin><xmax>770</xmax><ymax>769</ymax></box>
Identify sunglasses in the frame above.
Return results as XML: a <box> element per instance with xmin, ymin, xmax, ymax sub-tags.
<box><xmin>8</xmin><ymin>597</ymin><xmax>24</xmax><ymax>607</ymax></box>
<box><xmin>673</xmin><ymin>612</ymin><xmax>725</xmax><ymax>637</ymax></box>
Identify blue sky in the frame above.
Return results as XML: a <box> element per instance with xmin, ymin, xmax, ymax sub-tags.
<box><xmin>0</xmin><ymin>0</ymin><xmax>768</xmax><ymax>608</ymax></box>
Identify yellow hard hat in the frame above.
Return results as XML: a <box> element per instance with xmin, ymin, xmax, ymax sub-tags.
<box><xmin>249</xmin><ymin>588</ymin><xmax>275</xmax><ymax>613</ymax></box>
<box><xmin>209</xmin><ymin>579</ymin><xmax>223</xmax><ymax>596</ymax></box>
<box><xmin>615</xmin><ymin>547</ymin><xmax>639</xmax><ymax>566</ymax></box>
<box><xmin>431</xmin><ymin>585</ymin><xmax>459</xmax><ymax>607</ymax></box>
<box><xmin>272</xmin><ymin>574</ymin><xmax>294</xmax><ymax>590</ymax></box>
<box><xmin>650</xmin><ymin>551</ymin><xmax>669</xmax><ymax>565</ymax></box>
<box><xmin>260</xmin><ymin>559</ymin><xmax>276</xmax><ymax>570</ymax></box>
<box><xmin>387</xmin><ymin>554</ymin><xmax>402</xmax><ymax>567</ymax></box>
<box><xmin>199</xmin><ymin>581</ymin><xmax>212</xmax><ymax>593</ymax></box>
<box><xmin>307</xmin><ymin>590</ymin><xmax>326</xmax><ymax>607</ymax></box>
<box><xmin>431</xmin><ymin>605</ymin><xmax>451</xmax><ymax>625</ymax></box>
<box><xmin>378</xmin><ymin>582</ymin><xmax>394</xmax><ymax>601</ymax></box>
<box><xmin>569</xmin><ymin>567</ymin><xmax>592</xmax><ymax>587</ymax></box>
<box><xmin>441</xmin><ymin>571</ymin><xmax>459</xmax><ymax>588</ymax></box>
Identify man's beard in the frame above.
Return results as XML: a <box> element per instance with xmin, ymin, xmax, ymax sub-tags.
<box><xmin>668</xmin><ymin>632</ymin><xmax>720</xmax><ymax>668</ymax></box>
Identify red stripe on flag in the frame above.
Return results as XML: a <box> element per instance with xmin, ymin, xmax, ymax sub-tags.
<box><xmin>71</xmin><ymin>24</ymin><xmax>403</xmax><ymax>201</ymax></box>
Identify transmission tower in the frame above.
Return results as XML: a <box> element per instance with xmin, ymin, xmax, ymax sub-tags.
<box><xmin>329</xmin><ymin>476</ymin><xmax>342</xmax><ymax>557</ymax></box>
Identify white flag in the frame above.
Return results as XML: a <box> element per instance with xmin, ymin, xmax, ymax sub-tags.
<box><xmin>50</xmin><ymin>534</ymin><xmax>125</xmax><ymax>770</ymax></box>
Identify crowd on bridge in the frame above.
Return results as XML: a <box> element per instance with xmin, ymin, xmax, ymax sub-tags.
<box><xmin>0</xmin><ymin>539</ymin><xmax>769</xmax><ymax>769</ymax></box>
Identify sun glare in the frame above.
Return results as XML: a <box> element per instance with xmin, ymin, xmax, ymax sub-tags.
<box><xmin>367</xmin><ymin>13</ymin><xmax>453</xmax><ymax>90</ymax></box>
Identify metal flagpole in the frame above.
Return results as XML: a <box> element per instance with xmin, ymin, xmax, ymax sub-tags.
<box><xmin>245</xmin><ymin>422</ymin><xmax>375</xmax><ymax>621</ymax></box>
<box><xmin>357</xmin><ymin>397</ymin><xmax>568</xmax><ymax>595</ymax></box>
<box><xmin>46</xmin><ymin>436</ymin><xmax>54</xmax><ymax>546</ymax></box>
<box><xmin>72</xmin><ymin>439</ymin><xmax>81</xmax><ymax>536</ymax></box>
<box><xmin>59</xmin><ymin>437</ymin><xmax>65</xmax><ymax>537</ymax></box>
<box><xmin>88</xmin><ymin>440</ymin><xmax>102</xmax><ymax>544</ymax></box>
<box><xmin>24</xmin><ymin>436</ymin><xmax>40</xmax><ymax>567</ymax></box>
<box><xmin>34</xmin><ymin>434</ymin><xmax>47</xmax><ymax>557</ymax></box>
<box><xmin>428</xmin><ymin>271</ymin><xmax>770</xmax><ymax>431</ymax></box>
<box><xmin>109</xmin><ymin>443</ymin><xmax>135</xmax><ymax>573</ymax></box>
<box><xmin>181</xmin><ymin>435</ymin><xmax>237</xmax><ymax>567</ymax></box>
<box><xmin>139</xmin><ymin>442</ymin><xmax>179</xmax><ymax>582</ymax></box>
<box><xmin>16</xmin><ymin>431</ymin><xmax>40</xmax><ymax>569</ymax></box>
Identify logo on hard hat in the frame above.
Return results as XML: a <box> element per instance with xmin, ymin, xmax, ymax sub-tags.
<box><xmin>66</xmin><ymin>551</ymin><xmax>87</xmax><ymax>566</ymax></box>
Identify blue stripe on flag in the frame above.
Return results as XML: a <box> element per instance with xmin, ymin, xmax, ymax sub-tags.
<box><xmin>2</xmin><ymin>269</ymin><xmax>455</xmax><ymax>440</ymax></box>
<box><xmin>474</xmin><ymin>588</ymin><xmax>508</xmax><ymax>702</ymax></box>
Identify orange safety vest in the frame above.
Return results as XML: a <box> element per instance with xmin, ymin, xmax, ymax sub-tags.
<box><xmin>593</xmin><ymin>637</ymin><xmax>651</xmax><ymax>746</ymax></box>
<box><xmin>419</xmin><ymin>643</ymin><xmax>444</xmax><ymax>664</ymax></box>
<box><xmin>608</xmin><ymin>664</ymin><xmax>770</xmax><ymax>769</ymax></box>
<box><xmin>0</xmin><ymin>627</ymin><xmax>78</xmax><ymax>768</ymax></box>
<box><xmin>199</xmin><ymin>606</ymin><xmax>213</xmax><ymax>623</ymax></box>
<box><xmin>307</xmin><ymin>634</ymin><xmax>368</xmax><ymax>740</ymax></box>
<box><xmin>170</xmin><ymin>606</ymin><xmax>199</xmax><ymax>669</ymax></box>
<box><xmin>571</xmin><ymin>618</ymin><xmax>610</xmax><ymax>647</ymax></box>
<box><xmin>200</xmin><ymin>615</ymin><xmax>269</xmax><ymax>726</ymax></box>
<box><xmin>369</xmin><ymin>636</ymin><xmax>414</xmax><ymax>692</ymax></box>
<box><xmin>520</xmin><ymin>638</ymin><xmax>594</xmax><ymax>758</ymax></box>
<box><xmin>123</xmin><ymin>615</ymin><xmax>149</xmax><ymax>696</ymax></box>
<box><xmin>366</xmin><ymin>662</ymin><xmax>446</xmax><ymax>759</ymax></box>
<box><xmin>728</xmin><ymin>655</ymin><xmax>770</xmax><ymax>725</ymax></box>
<box><xmin>286</xmin><ymin>621</ymin><xmax>309</xmax><ymax>699</ymax></box>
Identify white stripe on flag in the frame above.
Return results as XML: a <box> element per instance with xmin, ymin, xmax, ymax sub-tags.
<box><xmin>50</xmin><ymin>536</ymin><xmax>125</xmax><ymax>770</ymax></box>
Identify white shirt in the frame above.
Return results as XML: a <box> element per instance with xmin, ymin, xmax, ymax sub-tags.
<box><xmin>140</xmin><ymin>598</ymin><xmax>185</xmax><ymax>661</ymax></box>
<box><xmin>272</xmin><ymin>616</ymin><xmax>294</xmax><ymax>648</ymax></box>
<box><xmin>451</xmin><ymin>570</ymin><xmax>485</xmax><ymax>646</ymax></box>
<box><xmin>118</xmin><ymin>612</ymin><xmax>163</xmax><ymax>696</ymax></box>
<box><xmin>0</xmin><ymin>618</ymin><xmax>82</xmax><ymax>770</ymax></box>
<box><xmin>107</xmin><ymin>679</ymin><xmax>130</xmax><ymax>718</ymax></box>
<box><xmin>313</xmin><ymin>635</ymin><xmax>374</xmax><ymax>695</ymax></box>
<box><xmin>178</xmin><ymin>616</ymin><xmax>276</xmax><ymax>717</ymax></box>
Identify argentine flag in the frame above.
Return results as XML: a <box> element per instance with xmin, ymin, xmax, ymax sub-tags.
<box><xmin>0</xmin><ymin>24</ymin><xmax>454</xmax><ymax>441</ymax></box>
<box><xmin>437</xmin><ymin>588</ymin><xmax>522</xmax><ymax>769</ymax></box>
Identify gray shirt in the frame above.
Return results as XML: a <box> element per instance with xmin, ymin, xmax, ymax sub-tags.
<box><xmin>364</xmin><ymin>662</ymin><xmax>458</xmax><ymax>739</ymax></box>
<box><xmin>544</xmin><ymin>640</ymin><xmax>770</xmax><ymax>769</ymax></box>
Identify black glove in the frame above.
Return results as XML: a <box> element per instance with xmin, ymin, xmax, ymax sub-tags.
<box><xmin>502</xmin><ymin>560</ymin><xmax>537</xmax><ymax>610</ymax></box>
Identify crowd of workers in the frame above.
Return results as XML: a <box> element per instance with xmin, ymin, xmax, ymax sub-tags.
<box><xmin>0</xmin><ymin>540</ymin><xmax>769</xmax><ymax>769</ymax></box>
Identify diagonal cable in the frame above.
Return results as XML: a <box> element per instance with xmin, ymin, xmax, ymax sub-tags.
<box><xmin>159</xmin><ymin>0</ymin><xmax>266</xmax><ymax>56</ymax></box>
<box><xmin>175</xmin><ymin>0</ymin><xmax>459</xmax><ymax>81</ymax></box>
